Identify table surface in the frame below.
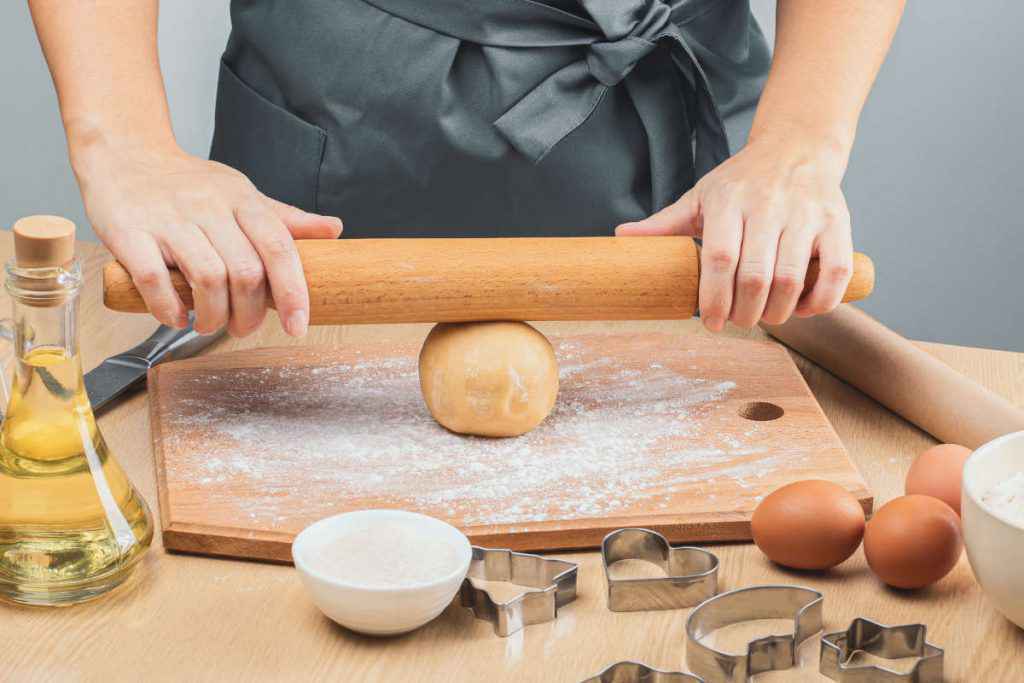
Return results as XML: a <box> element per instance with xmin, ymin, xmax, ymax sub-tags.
<box><xmin>3</xmin><ymin>233</ymin><xmax>1022</xmax><ymax>682</ymax></box>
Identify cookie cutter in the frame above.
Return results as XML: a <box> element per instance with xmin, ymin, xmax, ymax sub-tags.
<box><xmin>459</xmin><ymin>546</ymin><xmax>578</xmax><ymax>637</ymax></box>
<box><xmin>820</xmin><ymin>617</ymin><xmax>944</xmax><ymax>682</ymax></box>
<box><xmin>602</xmin><ymin>528</ymin><xmax>719</xmax><ymax>612</ymax></box>
<box><xmin>685</xmin><ymin>585</ymin><xmax>824</xmax><ymax>682</ymax></box>
<box><xmin>580</xmin><ymin>661</ymin><xmax>705</xmax><ymax>683</ymax></box>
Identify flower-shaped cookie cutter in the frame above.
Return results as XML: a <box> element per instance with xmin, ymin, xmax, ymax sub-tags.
<box><xmin>459</xmin><ymin>546</ymin><xmax>578</xmax><ymax>637</ymax></box>
<box><xmin>580</xmin><ymin>661</ymin><xmax>705</xmax><ymax>682</ymax></box>
<box><xmin>685</xmin><ymin>585</ymin><xmax>824</xmax><ymax>683</ymax></box>
<box><xmin>819</xmin><ymin>617</ymin><xmax>944</xmax><ymax>682</ymax></box>
<box><xmin>601</xmin><ymin>528</ymin><xmax>719</xmax><ymax>612</ymax></box>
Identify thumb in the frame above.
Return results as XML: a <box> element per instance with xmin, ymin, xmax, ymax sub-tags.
<box><xmin>615</xmin><ymin>189</ymin><xmax>701</xmax><ymax>237</ymax></box>
<box><xmin>265</xmin><ymin>196</ymin><xmax>344</xmax><ymax>239</ymax></box>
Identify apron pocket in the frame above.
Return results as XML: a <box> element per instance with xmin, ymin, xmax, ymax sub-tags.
<box><xmin>209</xmin><ymin>59</ymin><xmax>327</xmax><ymax>212</ymax></box>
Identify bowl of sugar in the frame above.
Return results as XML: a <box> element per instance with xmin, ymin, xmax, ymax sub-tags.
<box><xmin>963</xmin><ymin>430</ymin><xmax>1024</xmax><ymax>629</ymax></box>
<box><xmin>292</xmin><ymin>509</ymin><xmax>472</xmax><ymax>636</ymax></box>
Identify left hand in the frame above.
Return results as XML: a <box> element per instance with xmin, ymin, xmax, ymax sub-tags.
<box><xmin>616</xmin><ymin>135</ymin><xmax>854</xmax><ymax>331</ymax></box>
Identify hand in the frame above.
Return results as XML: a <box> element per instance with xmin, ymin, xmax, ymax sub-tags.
<box><xmin>73</xmin><ymin>141</ymin><xmax>342</xmax><ymax>337</ymax></box>
<box><xmin>616</xmin><ymin>135</ymin><xmax>853</xmax><ymax>331</ymax></box>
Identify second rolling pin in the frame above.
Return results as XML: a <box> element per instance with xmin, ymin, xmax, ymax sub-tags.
<box><xmin>103</xmin><ymin>236</ymin><xmax>874</xmax><ymax>324</ymax></box>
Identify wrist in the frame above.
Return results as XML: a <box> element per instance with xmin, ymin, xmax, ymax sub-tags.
<box><xmin>66</xmin><ymin>116</ymin><xmax>183</xmax><ymax>181</ymax></box>
<box><xmin>747</xmin><ymin>121</ymin><xmax>853</xmax><ymax>175</ymax></box>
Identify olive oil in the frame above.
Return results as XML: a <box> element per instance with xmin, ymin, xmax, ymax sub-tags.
<box><xmin>0</xmin><ymin>216</ymin><xmax>152</xmax><ymax>605</ymax></box>
<box><xmin>0</xmin><ymin>348</ymin><xmax>152</xmax><ymax>604</ymax></box>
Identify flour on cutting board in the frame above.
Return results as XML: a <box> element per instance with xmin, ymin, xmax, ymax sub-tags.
<box><xmin>163</xmin><ymin>340</ymin><xmax>777</xmax><ymax>530</ymax></box>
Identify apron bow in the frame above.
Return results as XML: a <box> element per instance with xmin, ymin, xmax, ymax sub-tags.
<box><xmin>586</xmin><ymin>37</ymin><xmax>657</xmax><ymax>87</ymax></box>
<box><xmin>360</xmin><ymin>0</ymin><xmax>731</xmax><ymax>183</ymax></box>
<box><xmin>494</xmin><ymin>0</ymin><xmax>729</xmax><ymax>169</ymax></box>
<box><xmin>582</xmin><ymin>0</ymin><xmax>676</xmax><ymax>87</ymax></box>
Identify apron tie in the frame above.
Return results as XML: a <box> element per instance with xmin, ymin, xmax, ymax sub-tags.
<box><xmin>494</xmin><ymin>0</ymin><xmax>730</xmax><ymax>169</ymax></box>
<box><xmin>361</xmin><ymin>0</ymin><xmax>732</xmax><ymax>183</ymax></box>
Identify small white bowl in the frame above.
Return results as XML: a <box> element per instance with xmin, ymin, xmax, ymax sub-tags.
<box><xmin>292</xmin><ymin>509</ymin><xmax>472</xmax><ymax>636</ymax></box>
<box><xmin>963</xmin><ymin>430</ymin><xmax>1024</xmax><ymax>629</ymax></box>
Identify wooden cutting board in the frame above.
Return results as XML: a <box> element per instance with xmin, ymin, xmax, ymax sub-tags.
<box><xmin>150</xmin><ymin>331</ymin><xmax>871</xmax><ymax>563</ymax></box>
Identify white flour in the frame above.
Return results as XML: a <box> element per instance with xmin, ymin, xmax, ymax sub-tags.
<box><xmin>162</xmin><ymin>338</ymin><xmax>782</xmax><ymax>532</ymax></box>
<box><xmin>304</xmin><ymin>521</ymin><xmax>463</xmax><ymax>587</ymax></box>
<box><xmin>981</xmin><ymin>472</ymin><xmax>1024</xmax><ymax>527</ymax></box>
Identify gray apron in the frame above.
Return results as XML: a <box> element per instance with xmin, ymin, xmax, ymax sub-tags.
<box><xmin>210</xmin><ymin>0</ymin><xmax>770</xmax><ymax>237</ymax></box>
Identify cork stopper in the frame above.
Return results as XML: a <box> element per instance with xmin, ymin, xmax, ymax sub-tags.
<box><xmin>12</xmin><ymin>215</ymin><xmax>76</xmax><ymax>268</ymax></box>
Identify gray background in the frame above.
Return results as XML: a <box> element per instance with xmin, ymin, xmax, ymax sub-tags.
<box><xmin>2</xmin><ymin>2</ymin><xmax>1020</xmax><ymax>351</ymax></box>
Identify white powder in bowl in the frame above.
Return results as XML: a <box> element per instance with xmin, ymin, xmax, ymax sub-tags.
<box><xmin>981</xmin><ymin>472</ymin><xmax>1024</xmax><ymax>528</ymax></box>
<box><xmin>306</xmin><ymin>521</ymin><xmax>464</xmax><ymax>588</ymax></box>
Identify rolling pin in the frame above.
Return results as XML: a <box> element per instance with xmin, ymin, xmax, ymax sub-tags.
<box><xmin>103</xmin><ymin>237</ymin><xmax>874</xmax><ymax>324</ymax></box>
<box><xmin>764</xmin><ymin>306</ymin><xmax>1024</xmax><ymax>449</ymax></box>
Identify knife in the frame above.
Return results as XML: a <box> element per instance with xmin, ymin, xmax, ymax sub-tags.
<box><xmin>85</xmin><ymin>315</ymin><xmax>225</xmax><ymax>413</ymax></box>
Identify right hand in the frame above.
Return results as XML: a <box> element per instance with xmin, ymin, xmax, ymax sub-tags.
<box><xmin>73</xmin><ymin>143</ymin><xmax>342</xmax><ymax>337</ymax></box>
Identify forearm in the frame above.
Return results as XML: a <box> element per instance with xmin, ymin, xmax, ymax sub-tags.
<box><xmin>750</xmin><ymin>0</ymin><xmax>905</xmax><ymax>163</ymax></box>
<box><xmin>28</xmin><ymin>0</ymin><xmax>179</xmax><ymax>171</ymax></box>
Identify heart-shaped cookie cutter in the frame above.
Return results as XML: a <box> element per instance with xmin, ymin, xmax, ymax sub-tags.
<box><xmin>819</xmin><ymin>617</ymin><xmax>944</xmax><ymax>682</ymax></box>
<box><xmin>602</xmin><ymin>528</ymin><xmax>719</xmax><ymax>612</ymax></box>
<box><xmin>579</xmin><ymin>660</ymin><xmax>705</xmax><ymax>682</ymax></box>
<box><xmin>459</xmin><ymin>546</ymin><xmax>578</xmax><ymax>637</ymax></box>
<box><xmin>685</xmin><ymin>584</ymin><xmax>824</xmax><ymax>682</ymax></box>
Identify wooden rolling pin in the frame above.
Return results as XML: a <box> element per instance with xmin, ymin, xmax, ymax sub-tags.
<box><xmin>765</xmin><ymin>306</ymin><xmax>1024</xmax><ymax>449</ymax></box>
<box><xmin>103</xmin><ymin>237</ymin><xmax>874</xmax><ymax>324</ymax></box>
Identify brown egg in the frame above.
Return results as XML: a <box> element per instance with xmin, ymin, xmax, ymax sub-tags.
<box><xmin>864</xmin><ymin>494</ymin><xmax>963</xmax><ymax>589</ymax></box>
<box><xmin>751</xmin><ymin>480</ymin><xmax>866</xmax><ymax>570</ymax></box>
<box><xmin>905</xmin><ymin>443</ymin><xmax>972</xmax><ymax>515</ymax></box>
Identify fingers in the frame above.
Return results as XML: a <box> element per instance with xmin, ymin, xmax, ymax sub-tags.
<box><xmin>266</xmin><ymin>197</ymin><xmax>343</xmax><ymax>240</ymax></box>
<box><xmin>615</xmin><ymin>189</ymin><xmax>701</xmax><ymax>236</ymax></box>
<box><xmin>235</xmin><ymin>200</ymin><xmax>311</xmax><ymax>337</ymax></box>
<box><xmin>730</xmin><ymin>216</ymin><xmax>781</xmax><ymax>328</ymax></box>
<box><xmin>162</xmin><ymin>225</ymin><xmax>230</xmax><ymax>335</ymax></box>
<box><xmin>109</xmin><ymin>234</ymin><xmax>188</xmax><ymax>328</ymax></box>
<box><xmin>796</xmin><ymin>211</ymin><xmax>854</xmax><ymax>317</ymax></box>
<box><xmin>697</xmin><ymin>198</ymin><xmax>743</xmax><ymax>332</ymax></box>
<box><xmin>197</xmin><ymin>215</ymin><xmax>268</xmax><ymax>337</ymax></box>
<box><xmin>761</xmin><ymin>226</ymin><xmax>813</xmax><ymax>325</ymax></box>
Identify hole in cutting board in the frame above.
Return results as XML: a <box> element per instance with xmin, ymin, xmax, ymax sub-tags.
<box><xmin>737</xmin><ymin>401</ymin><xmax>784</xmax><ymax>421</ymax></box>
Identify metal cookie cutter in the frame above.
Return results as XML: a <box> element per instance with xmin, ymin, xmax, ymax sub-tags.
<box><xmin>820</xmin><ymin>617</ymin><xmax>944</xmax><ymax>682</ymax></box>
<box><xmin>459</xmin><ymin>546</ymin><xmax>577</xmax><ymax>637</ymax></box>
<box><xmin>602</xmin><ymin>528</ymin><xmax>719</xmax><ymax>612</ymax></box>
<box><xmin>580</xmin><ymin>661</ymin><xmax>705</xmax><ymax>683</ymax></box>
<box><xmin>685</xmin><ymin>585</ymin><xmax>824</xmax><ymax>683</ymax></box>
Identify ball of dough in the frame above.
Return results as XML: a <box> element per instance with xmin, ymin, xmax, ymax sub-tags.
<box><xmin>418</xmin><ymin>322</ymin><xmax>559</xmax><ymax>437</ymax></box>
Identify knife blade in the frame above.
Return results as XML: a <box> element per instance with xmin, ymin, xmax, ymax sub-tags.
<box><xmin>85</xmin><ymin>315</ymin><xmax>225</xmax><ymax>413</ymax></box>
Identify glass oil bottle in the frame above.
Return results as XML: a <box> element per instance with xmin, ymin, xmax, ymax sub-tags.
<box><xmin>0</xmin><ymin>215</ymin><xmax>153</xmax><ymax>605</ymax></box>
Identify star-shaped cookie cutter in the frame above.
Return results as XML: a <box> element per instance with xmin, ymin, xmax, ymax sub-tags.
<box><xmin>459</xmin><ymin>546</ymin><xmax>578</xmax><ymax>637</ymax></box>
<box><xmin>579</xmin><ymin>661</ymin><xmax>705</xmax><ymax>682</ymax></box>
<box><xmin>819</xmin><ymin>617</ymin><xmax>944</xmax><ymax>682</ymax></box>
<box><xmin>685</xmin><ymin>585</ymin><xmax>824</xmax><ymax>683</ymax></box>
<box><xmin>602</xmin><ymin>528</ymin><xmax>719</xmax><ymax>612</ymax></box>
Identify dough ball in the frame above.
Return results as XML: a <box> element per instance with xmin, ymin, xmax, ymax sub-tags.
<box><xmin>418</xmin><ymin>322</ymin><xmax>559</xmax><ymax>437</ymax></box>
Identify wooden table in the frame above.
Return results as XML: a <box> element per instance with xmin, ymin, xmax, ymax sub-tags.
<box><xmin>3</xmin><ymin>233</ymin><xmax>1022</xmax><ymax>682</ymax></box>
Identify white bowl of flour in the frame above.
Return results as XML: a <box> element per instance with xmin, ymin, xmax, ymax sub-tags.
<box><xmin>963</xmin><ymin>430</ymin><xmax>1024</xmax><ymax>629</ymax></box>
<box><xmin>292</xmin><ymin>510</ymin><xmax>472</xmax><ymax>635</ymax></box>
